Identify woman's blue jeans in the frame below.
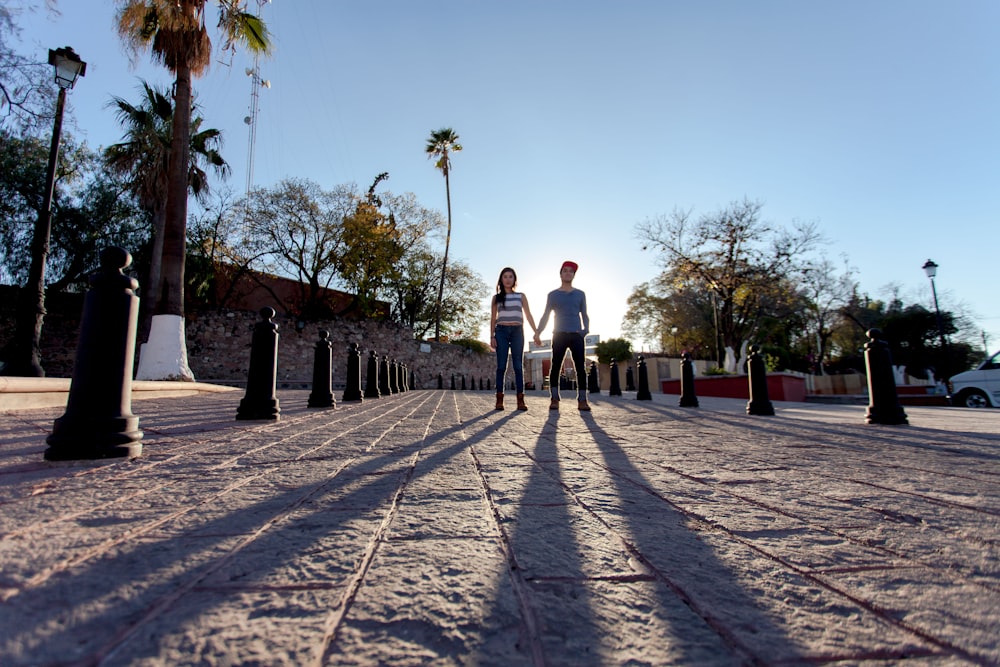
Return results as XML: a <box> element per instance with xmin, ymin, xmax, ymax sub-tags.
<box><xmin>494</xmin><ymin>325</ymin><xmax>525</xmax><ymax>393</ymax></box>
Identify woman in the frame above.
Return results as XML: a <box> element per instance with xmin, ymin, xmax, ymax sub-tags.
<box><xmin>490</xmin><ymin>267</ymin><xmax>538</xmax><ymax>411</ymax></box>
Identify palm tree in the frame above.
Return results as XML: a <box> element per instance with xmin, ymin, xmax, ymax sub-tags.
<box><xmin>425</xmin><ymin>127</ymin><xmax>461</xmax><ymax>342</ymax></box>
<box><xmin>104</xmin><ymin>81</ymin><xmax>230</xmax><ymax>341</ymax></box>
<box><xmin>116</xmin><ymin>0</ymin><xmax>270</xmax><ymax>380</ymax></box>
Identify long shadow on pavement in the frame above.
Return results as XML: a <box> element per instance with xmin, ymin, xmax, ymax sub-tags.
<box><xmin>0</xmin><ymin>399</ymin><xmax>514</xmax><ymax>666</ymax></box>
<box><xmin>579</xmin><ymin>411</ymin><xmax>806</xmax><ymax>664</ymax></box>
<box><xmin>494</xmin><ymin>409</ymin><xmax>607</xmax><ymax>665</ymax></box>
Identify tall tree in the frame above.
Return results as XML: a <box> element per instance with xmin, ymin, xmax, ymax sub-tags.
<box><xmin>243</xmin><ymin>178</ymin><xmax>351</xmax><ymax>318</ymax></box>
<box><xmin>386</xmin><ymin>244</ymin><xmax>486</xmax><ymax>341</ymax></box>
<box><xmin>425</xmin><ymin>127</ymin><xmax>461</xmax><ymax>342</ymax></box>
<box><xmin>636</xmin><ymin>198</ymin><xmax>819</xmax><ymax>371</ymax></box>
<box><xmin>796</xmin><ymin>257</ymin><xmax>857</xmax><ymax>374</ymax></box>
<box><xmin>116</xmin><ymin>0</ymin><xmax>270</xmax><ymax>380</ymax></box>
<box><xmin>338</xmin><ymin>173</ymin><xmax>402</xmax><ymax>317</ymax></box>
<box><xmin>104</xmin><ymin>81</ymin><xmax>229</xmax><ymax>338</ymax></box>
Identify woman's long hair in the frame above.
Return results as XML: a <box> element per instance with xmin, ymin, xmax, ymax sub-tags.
<box><xmin>495</xmin><ymin>267</ymin><xmax>517</xmax><ymax>307</ymax></box>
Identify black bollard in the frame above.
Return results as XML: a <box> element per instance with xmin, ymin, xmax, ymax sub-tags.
<box><xmin>307</xmin><ymin>330</ymin><xmax>336</xmax><ymax>408</ymax></box>
<box><xmin>461</xmin><ymin>375</ymin><xmax>467</xmax><ymax>390</ymax></box>
<box><xmin>236</xmin><ymin>307</ymin><xmax>281</xmax><ymax>420</ymax></box>
<box><xmin>636</xmin><ymin>355</ymin><xmax>652</xmax><ymax>400</ymax></box>
<box><xmin>609</xmin><ymin>358</ymin><xmax>622</xmax><ymax>396</ymax></box>
<box><xmin>45</xmin><ymin>247</ymin><xmax>143</xmax><ymax>460</ymax></box>
<box><xmin>864</xmin><ymin>328</ymin><xmax>908</xmax><ymax>425</ymax></box>
<box><xmin>479</xmin><ymin>377</ymin><xmax>484</xmax><ymax>390</ymax></box>
<box><xmin>388</xmin><ymin>359</ymin><xmax>399</xmax><ymax>394</ymax></box>
<box><xmin>341</xmin><ymin>342</ymin><xmax>363</xmax><ymax>402</ymax></box>
<box><xmin>450</xmin><ymin>374</ymin><xmax>456</xmax><ymax>390</ymax></box>
<box><xmin>486</xmin><ymin>378</ymin><xmax>491</xmax><ymax>391</ymax></box>
<box><xmin>679</xmin><ymin>352</ymin><xmax>699</xmax><ymax>408</ymax></box>
<box><xmin>379</xmin><ymin>355</ymin><xmax>391</xmax><ymax>395</ymax></box>
<box><xmin>625</xmin><ymin>365</ymin><xmax>636</xmax><ymax>391</ymax></box>
<box><xmin>746</xmin><ymin>344</ymin><xmax>775</xmax><ymax>416</ymax></box>
<box><xmin>399</xmin><ymin>363</ymin><xmax>408</xmax><ymax>392</ymax></box>
<box><xmin>588</xmin><ymin>361</ymin><xmax>600</xmax><ymax>395</ymax></box>
<box><xmin>437</xmin><ymin>373</ymin><xmax>443</xmax><ymax>390</ymax></box>
<box><xmin>364</xmin><ymin>350</ymin><xmax>381</xmax><ymax>398</ymax></box>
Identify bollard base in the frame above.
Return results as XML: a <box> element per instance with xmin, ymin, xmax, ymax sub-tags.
<box><xmin>747</xmin><ymin>400</ymin><xmax>775</xmax><ymax>416</ymax></box>
<box><xmin>237</xmin><ymin>398</ymin><xmax>280</xmax><ymax>421</ymax></box>
<box><xmin>679</xmin><ymin>396</ymin><xmax>699</xmax><ymax>408</ymax></box>
<box><xmin>308</xmin><ymin>393</ymin><xmax>336</xmax><ymax>408</ymax></box>
<box><xmin>865</xmin><ymin>406</ymin><xmax>908</xmax><ymax>426</ymax></box>
<box><xmin>45</xmin><ymin>415</ymin><xmax>143</xmax><ymax>460</ymax></box>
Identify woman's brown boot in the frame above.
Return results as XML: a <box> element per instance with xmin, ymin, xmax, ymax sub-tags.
<box><xmin>516</xmin><ymin>393</ymin><xmax>528</xmax><ymax>411</ymax></box>
<box><xmin>495</xmin><ymin>393</ymin><xmax>504</xmax><ymax>410</ymax></box>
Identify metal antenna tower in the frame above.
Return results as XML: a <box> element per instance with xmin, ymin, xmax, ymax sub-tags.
<box><xmin>244</xmin><ymin>0</ymin><xmax>271</xmax><ymax>205</ymax></box>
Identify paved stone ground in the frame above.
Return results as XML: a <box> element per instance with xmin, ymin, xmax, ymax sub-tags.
<box><xmin>1</xmin><ymin>390</ymin><xmax>998</xmax><ymax>666</ymax></box>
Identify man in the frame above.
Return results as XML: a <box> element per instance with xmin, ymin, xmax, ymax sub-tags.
<box><xmin>534</xmin><ymin>260</ymin><xmax>591</xmax><ymax>411</ymax></box>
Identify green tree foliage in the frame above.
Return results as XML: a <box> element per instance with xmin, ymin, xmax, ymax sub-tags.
<box><xmin>594</xmin><ymin>338</ymin><xmax>632</xmax><ymax>365</ymax></box>
<box><xmin>635</xmin><ymin>198</ymin><xmax>819</xmax><ymax>370</ymax></box>
<box><xmin>385</xmin><ymin>243</ymin><xmax>485</xmax><ymax>341</ymax></box>
<box><xmin>387</xmin><ymin>243</ymin><xmax>439</xmax><ymax>333</ymax></box>
<box><xmin>0</xmin><ymin>130</ymin><xmax>148</xmax><ymax>291</ymax></box>
<box><xmin>242</xmin><ymin>178</ymin><xmax>350</xmax><ymax>317</ymax></box>
<box><xmin>116</xmin><ymin>0</ymin><xmax>271</xmax><ymax>319</ymax></box>
<box><xmin>450</xmin><ymin>338</ymin><xmax>490</xmax><ymax>354</ymax></box>
<box><xmin>338</xmin><ymin>173</ymin><xmax>402</xmax><ymax>318</ymax></box>
<box><xmin>838</xmin><ymin>296</ymin><xmax>976</xmax><ymax>380</ymax></box>
<box><xmin>104</xmin><ymin>81</ymin><xmax>229</xmax><ymax>335</ymax></box>
<box><xmin>622</xmin><ymin>273</ymin><xmax>722</xmax><ymax>360</ymax></box>
<box><xmin>795</xmin><ymin>257</ymin><xmax>858</xmax><ymax>374</ymax></box>
<box><xmin>236</xmin><ymin>176</ymin><xmax>484</xmax><ymax>337</ymax></box>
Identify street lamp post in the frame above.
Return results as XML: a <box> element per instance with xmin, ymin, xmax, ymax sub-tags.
<box><xmin>5</xmin><ymin>47</ymin><xmax>86</xmax><ymax>377</ymax></box>
<box><xmin>671</xmin><ymin>326</ymin><xmax>678</xmax><ymax>356</ymax></box>
<box><xmin>922</xmin><ymin>259</ymin><xmax>950</xmax><ymax>383</ymax></box>
<box><xmin>921</xmin><ymin>259</ymin><xmax>947</xmax><ymax>351</ymax></box>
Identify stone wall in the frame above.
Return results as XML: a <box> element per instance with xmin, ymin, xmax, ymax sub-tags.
<box><xmin>185</xmin><ymin>308</ymin><xmax>493</xmax><ymax>389</ymax></box>
<box><xmin>0</xmin><ymin>287</ymin><xmax>492</xmax><ymax>388</ymax></box>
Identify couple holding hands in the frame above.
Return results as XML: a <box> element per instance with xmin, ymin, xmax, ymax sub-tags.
<box><xmin>489</xmin><ymin>261</ymin><xmax>590</xmax><ymax>412</ymax></box>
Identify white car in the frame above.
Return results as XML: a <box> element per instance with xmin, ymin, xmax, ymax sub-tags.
<box><xmin>949</xmin><ymin>350</ymin><xmax>1000</xmax><ymax>408</ymax></box>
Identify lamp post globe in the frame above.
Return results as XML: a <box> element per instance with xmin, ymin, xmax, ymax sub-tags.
<box><xmin>922</xmin><ymin>259</ymin><xmax>949</xmax><ymax>383</ymax></box>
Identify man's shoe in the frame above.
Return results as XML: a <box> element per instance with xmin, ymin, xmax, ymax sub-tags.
<box><xmin>516</xmin><ymin>393</ymin><xmax>528</xmax><ymax>411</ymax></box>
<box><xmin>495</xmin><ymin>393</ymin><xmax>504</xmax><ymax>410</ymax></box>
<box><xmin>578</xmin><ymin>400</ymin><xmax>591</xmax><ymax>411</ymax></box>
<box><xmin>549</xmin><ymin>398</ymin><xmax>559</xmax><ymax>410</ymax></box>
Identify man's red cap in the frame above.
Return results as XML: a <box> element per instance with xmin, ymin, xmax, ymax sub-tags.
<box><xmin>561</xmin><ymin>261</ymin><xmax>578</xmax><ymax>273</ymax></box>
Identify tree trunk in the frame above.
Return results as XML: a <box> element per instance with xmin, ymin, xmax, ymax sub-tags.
<box><xmin>138</xmin><ymin>204</ymin><xmax>166</xmax><ymax>343</ymax></box>
<box><xmin>434</xmin><ymin>171</ymin><xmax>452</xmax><ymax>341</ymax></box>
<box><xmin>157</xmin><ymin>65</ymin><xmax>193</xmax><ymax>318</ymax></box>
<box><xmin>135</xmin><ymin>64</ymin><xmax>194</xmax><ymax>381</ymax></box>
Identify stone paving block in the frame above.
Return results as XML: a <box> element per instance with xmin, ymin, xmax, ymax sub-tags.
<box><xmin>634</xmin><ymin>521</ymin><xmax>941</xmax><ymax>662</ymax></box>
<box><xmin>0</xmin><ymin>534</ymin><xmax>246</xmax><ymax>667</ymax></box>
<box><xmin>496</xmin><ymin>501</ymin><xmax>638</xmax><ymax>581</ymax></box>
<box><xmin>525</xmin><ymin>577</ymin><xmax>743</xmax><ymax>666</ymax></box>
<box><xmin>814</xmin><ymin>566</ymin><xmax>1000</xmax><ymax>664</ymax></box>
<box><xmin>388</xmin><ymin>496</ymin><xmax>495</xmax><ymax>540</ymax></box>
<box><xmin>102</xmin><ymin>589</ymin><xmax>341</xmax><ymax>667</ymax></box>
<box><xmin>330</xmin><ymin>537</ymin><xmax>525</xmax><ymax>666</ymax></box>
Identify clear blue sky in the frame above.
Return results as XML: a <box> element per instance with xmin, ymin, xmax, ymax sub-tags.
<box><xmin>14</xmin><ymin>1</ymin><xmax>1000</xmax><ymax>353</ymax></box>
